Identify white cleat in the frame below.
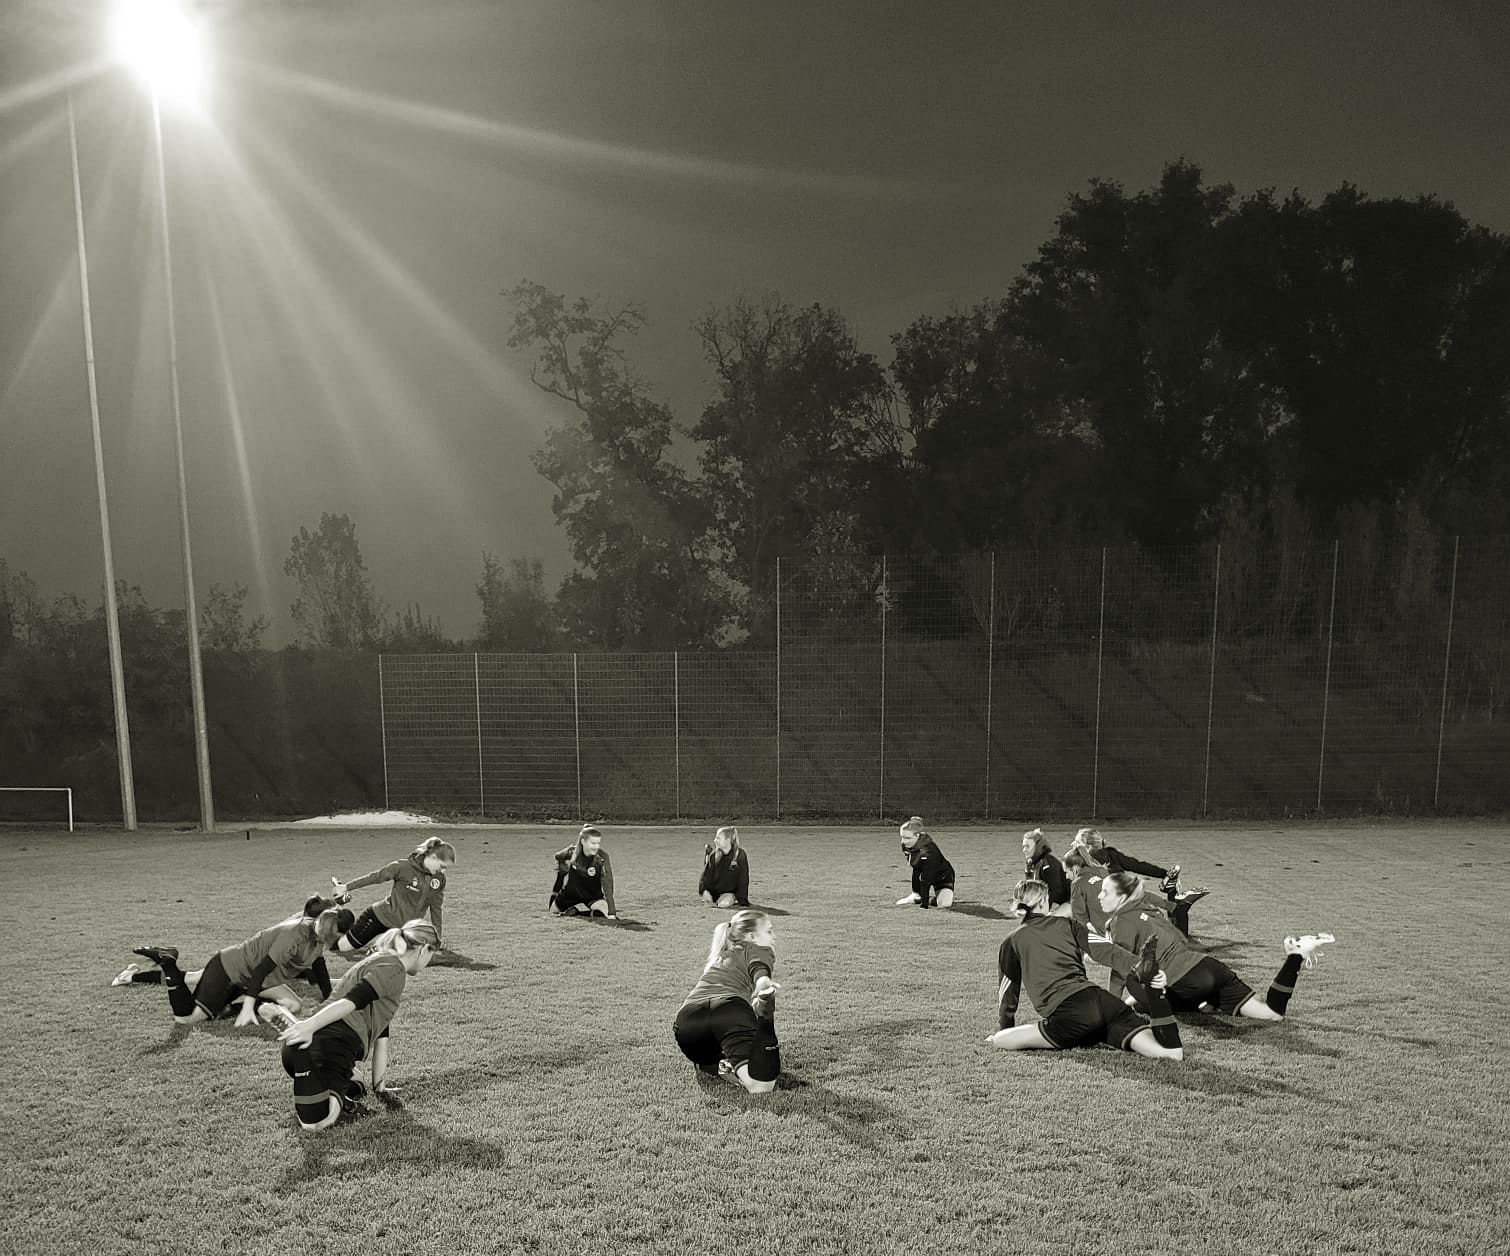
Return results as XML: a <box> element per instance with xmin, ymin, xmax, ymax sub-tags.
<box><xmin>110</xmin><ymin>963</ymin><xmax>142</xmax><ymax>987</ymax></box>
<box><xmin>1284</xmin><ymin>932</ymin><xmax>1336</xmax><ymax>969</ymax></box>
<box><xmin>257</xmin><ymin>1002</ymin><xmax>298</xmax><ymax>1030</ymax></box>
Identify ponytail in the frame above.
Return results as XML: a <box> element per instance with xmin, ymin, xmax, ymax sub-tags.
<box><xmin>1011</xmin><ymin>878</ymin><xmax>1050</xmax><ymax>920</ymax></box>
<box><xmin>413</xmin><ymin>836</ymin><xmax>457</xmax><ymax>865</ymax></box>
<box><xmin>705</xmin><ymin>909</ymin><xmax>769</xmax><ymax>967</ymax></box>
<box><xmin>374</xmin><ymin>918</ymin><xmax>441</xmax><ymax>955</ymax></box>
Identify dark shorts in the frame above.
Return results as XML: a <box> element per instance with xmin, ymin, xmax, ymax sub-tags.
<box><xmin>345</xmin><ymin>907</ymin><xmax>389</xmax><ymax>948</ymax></box>
<box><xmin>1167</xmin><ymin>957</ymin><xmax>1256</xmax><ymax>1016</ymax></box>
<box><xmin>674</xmin><ymin>997</ymin><xmax>762</xmax><ymax>1071</ymax></box>
<box><xmin>191</xmin><ymin>954</ymin><xmax>246</xmax><ymax>1020</ymax></box>
<box><xmin>1039</xmin><ymin>986</ymin><xmax>1151</xmax><ymax>1051</ymax></box>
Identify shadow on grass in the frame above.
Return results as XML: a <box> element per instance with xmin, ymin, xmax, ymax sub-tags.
<box><xmin>428</xmin><ymin>950</ymin><xmax>498</xmax><ymax>971</ymax></box>
<box><xmin>950</xmin><ymin>902</ymin><xmax>1010</xmax><ymax>921</ymax></box>
<box><xmin>747</xmin><ymin>904</ymin><xmax>792</xmax><ymax>917</ymax></box>
<box><xmin>273</xmin><ymin>1105</ymin><xmax>510</xmax><ymax>1192</ymax></box>
<box><xmin>1065</xmin><ymin>1043</ymin><xmax>1331</xmax><ymax>1102</ymax></box>
<box><xmin>687</xmin><ymin>1064</ymin><xmax>904</xmax><ymax>1154</ymax></box>
<box><xmin>556</xmin><ymin>914</ymin><xmax>656</xmax><ymax>932</ymax></box>
<box><xmin>137</xmin><ymin>1023</ymin><xmax>195</xmax><ymax>1055</ymax></box>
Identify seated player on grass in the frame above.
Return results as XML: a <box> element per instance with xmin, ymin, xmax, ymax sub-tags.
<box><xmin>124</xmin><ymin>898</ymin><xmax>353</xmax><ymax>1030</ymax></box>
<box><xmin>277</xmin><ymin>919</ymin><xmax>439</xmax><ymax>1131</ymax></box>
<box><xmin>699</xmin><ymin>825</ymin><xmax>751</xmax><ymax>908</ymax></box>
<box><xmin>550</xmin><ymin>824</ymin><xmax>616</xmax><ymax>918</ymax></box>
<box><xmin>1022</xmin><ymin>828</ymin><xmax>1070</xmax><ymax>909</ymax></box>
<box><xmin>896</xmin><ymin>816</ymin><xmax>955</xmax><ymax>909</ymax></box>
<box><xmin>330</xmin><ymin>835</ymin><xmax>454</xmax><ymax>953</ymax></box>
<box><xmin>1069</xmin><ymin>826</ymin><xmax>1209</xmax><ymax>936</ymax></box>
<box><xmin>673</xmin><ymin>910</ymin><xmax>781</xmax><ymax>1094</ymax></box>
<box><xmin>1094</xmin><ymin>869</ymin><xmax>1335</xmax><ymax>1051</ymax></box>
<box><xmin>986</xmin><ymin>879</ymin><xmax>1182</xmax><ymax>1061</ymax></box>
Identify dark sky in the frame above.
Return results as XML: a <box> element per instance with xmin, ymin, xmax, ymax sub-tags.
<box><xmin>3</xmin><ymin>0</ymin><xmax>1508</xmax><ymax>645</ymax></box>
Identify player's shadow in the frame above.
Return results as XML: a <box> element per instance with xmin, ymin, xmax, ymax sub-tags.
<box><xmin>747</xmin><ymin>904</ymin><xmax>791</xmax><ymax>917</ymax></box>
<box><xmin>137</xmin><ymin>1023</ymin><xmax>195</xmax><ymax>1055</ymax></box>
<box><xmin>690</xmin><ymin>1065</ymin><xmax>904</xmax><ymax>1155</ymax></box>
<box><xmin>428</xmin><ymin>949</ymin><xmax>497</xmax><ymax>971</ymax></box>
<box><xmin>273</xmin><ymin>1106</ymin><xmax>511</xmax><ymax>1192</ymax></box>
<box><xmin>950</xmin><ymin>902</ymin><xmax>1010</xmax><ymax>921</ymax></box>
<box><xmin>1066</xmin><ymin>1046</ymin><xmax>1328</xmax><ymax>1103</ymax></box>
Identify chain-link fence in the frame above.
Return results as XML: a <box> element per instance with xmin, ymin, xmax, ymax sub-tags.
<box><xmin>380</xmin><ymin>536</ymin><xmax>1510</xmax><ymax>820</ymax></box>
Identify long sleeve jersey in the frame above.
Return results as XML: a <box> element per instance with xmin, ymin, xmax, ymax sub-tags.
<box><xmin>996</xmin><ymin>914</ymin><xmax>1098</xmax><ymax>1026</ymax></box>
<box><xmin>698</xmin><ymin>846</ymin><xmax>750</xmax><ymax>903</ymax></box>
<box><xmin>1028</xmin><ymin>850</ymin><xmax>1071</xmax><ymax>907</ymax></box>
<box><xmin>552</xmin><ymin>845</ymin><xmax>616</xmax><ymax>915</ymax></box>
<box><xmin>347</xmin><ymin>855</ymin><xmax>447</xmax><ymax>940</ymax></box>
<box><xmin>217</xmin><ymin>918</ymin><xmax>324</xmax><ymax>992</ymax></box>
<box><xmin>904</xmin><ymin>837</ymin><xmax>954</xmax><ymax>907</ymax></box>
<box><xmin>681</xmin><ymin>940</ymin><xmax>775</xmax><ymax>1010</ymax></box>
<box><xmin>1102</xmin><ymin>891</ymin><xmax>1199</xmax><ymax>985</ymax></box>
<box><xmin>1101</xmin><ymin>845</ymin><xmax>1169</xmax><ymax>881</ymax></box>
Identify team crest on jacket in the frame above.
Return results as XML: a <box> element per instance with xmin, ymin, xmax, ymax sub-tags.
<box><xmin>429</xmin><ymin>877</ymin><xmax>441</xmax><ymax>889</ymax></box>
<box><xmin>587</xmin><ymin>867</ymin><xmax>598</xmax><ymax>877</ymax></box>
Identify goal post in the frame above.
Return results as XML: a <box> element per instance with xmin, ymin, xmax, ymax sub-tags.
<box><xmin>0</xmin><ymin>787</ymin><xmax>75</xmax><ymax>831</ymax></box>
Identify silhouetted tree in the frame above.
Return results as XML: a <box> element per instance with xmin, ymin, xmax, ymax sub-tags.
<box><xmin>284</xmin><ymin>513</ymin><xmax>383</xmax><ymax>650</ymax></box>
<box><xmin>476</xmin><ymin>553</ymin><xmax>558</xmax><ymax>651</ymax></box>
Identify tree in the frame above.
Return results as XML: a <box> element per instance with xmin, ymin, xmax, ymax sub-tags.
<box><xmin>199</xmin><ymin>582</ymin><xmax>269</xmax><ymax>654</ymax></box>
<box><xmin>382</xmin><ymin>604</ymin><xmax>455</xmax><ymax>653</ymax></box>
<box><xmin>506</xmin><ymin>281</ymin><xmax>727</xmax><ymax>648</ymax></box>
<box><xmin>284</xmin><ymin>513</ymin><xmax>383</xmax><ymax>650</ymax></box>
<box><xmin>476</xmin><ymin>553</ymin><xmax>558</xmax><ymax>651</ymax></box>
<box><xmin>692</xmin><ymin>296</ymin><xmax>899</xmax><ymax>636</ymax></box>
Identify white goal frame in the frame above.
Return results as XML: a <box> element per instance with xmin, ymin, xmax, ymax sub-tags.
<box><xmin>0</xmin><ymin>787</ymin><xmax>74</xmax><ymax>831</ymax></box>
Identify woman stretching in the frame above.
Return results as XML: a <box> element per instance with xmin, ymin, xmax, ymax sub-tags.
<box><xmin>699</xmin><ymin>826</ymin><xmax>751</xmax><ymax>908</ymax></box>
<box><xmin>673</xmin><ymin>910</ymin><xmax>782</xmax><ymax>1094</ymax></box>
<box><xmin>127</xmin><ymin>898</ymin><xmax>351</xmax><ymax>1029</ymax></box>
<box><xmin>897</xmin><ymin>816</ymin><xmax>955</xmax><ymax>909</ymax></box>
<box><xmin>1094</xmin><ymin>870</ymin><xmax>1334</xmax><ymax>1051</ymax></box>
<box><xmin>986</xmin><ymin>879</ymin><xmax>1181</xmax><ymax>1060</ymax></box>
<box><xmin>330</xmin><ymin>836</ymin><xmax>454</xmax><ymax>952</ymax></box>
<box><xmin>1022</xmin><ymin>828</ymin><xmax>1070</xmax><ymax>908</ymax></box>
<box><xmin>277</xmin><ymin>919</ymin><xmax>440</xmax><ymax>1131</ymax></box>
<box><xmin>550</xmin><ymin>824</ymin><xmax>616</xmax><ymax>918</ymax></box>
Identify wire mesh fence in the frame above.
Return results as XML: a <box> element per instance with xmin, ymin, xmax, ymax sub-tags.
<box><xmin>380</xmin><ymin>536</ymin><xmax>1510</xmax><ymax>821</ymax></box>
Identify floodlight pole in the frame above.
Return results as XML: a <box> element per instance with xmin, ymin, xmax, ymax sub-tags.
<box><xmin>68</xmin><ymin>92</ymin><xmax>138</xmax><ymax>831</ymax></box>
<box><xmin>149</xmin><ymin>88</ymin><xmax>215</xmax><ymax>831</ymax></box>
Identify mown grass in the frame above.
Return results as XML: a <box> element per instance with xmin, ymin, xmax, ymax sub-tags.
<box><xmin>3</xmin><ymin>821</ymin><xmax>1505</xmax><ymax>1255</ymax></box>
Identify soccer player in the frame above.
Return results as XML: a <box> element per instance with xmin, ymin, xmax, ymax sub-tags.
<box><xmin>896</xmin><ymin>816</ymin><xmax>955</xmax><ymax>908</ymax></box>
<box><xmin>1069</xmin><ymin>826</ymin><xmax>1209</xmax><ymax>936</ymax></box>
<box><xmin>330</xmin><ymin>836</ymin><xmax>454</xmax><ymax>952</ymax></box>
<box><xmin>277</xmin><ymin>919</ymin><xmax>440</xmax><ymax>1131</ymax></box>
<box><xmin>550</xmin><ymin>824</ymin><xmax>616</xmax><ymax>918</ymax></box>
<box><xmin>1094</xmin><ymin>869</ymin><xmax>1335</xmax><ymax>1049</ymax></box>
<box><xmin>986</xmin><ymin>879</ymin><xmax>1181</xmax><ymax>1060</ymax></box>
<box><xmin>699</xmin><ymin>825</ymin><xmax>751</xmax><ymax>907</ymax></box>
<box><xmin>127</xmin><ymin>898</ymin><xmax>353</xmax><ymax>1029</ymax></box>
<box><xmin>673</xmin><ymin>909</ymin><xmax>781</xmax><ymax>1094</ymax></box>
<box><xmin>1022</xmin><ymin>828</ymin><xmax>1070</xmax><ymax>908</ymax></box>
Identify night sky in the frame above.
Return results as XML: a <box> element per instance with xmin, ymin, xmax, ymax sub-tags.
<box><xmin>3</xmin><ymin>0</ymin><xmax>1508</xmax><ymax>644</ymax></box>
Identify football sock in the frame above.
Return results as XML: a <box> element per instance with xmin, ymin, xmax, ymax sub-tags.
<box><xmin>1265</xmin><ymin>953</ymin><xmax>1304</xmax><ymax>1015</ymax></box>
<box><xmin>165</xmin><ymin>976</ymin><xmax>197</xmax><ymax>1018</ymax></box>
<box><xmin>1170</xmin><ymin>904</ymin><xmax>1192</xmax><ymax>936</ymax></box>
<box><xmin>747</xmin><ymin>1020</ymin><xmax>781</xmax><ymax>1082</ymax></box>
<box><xmin>305</xmin><ymin>957</ymin><xmax>333</xmax><ymax>998</ymax></box>
<box><xmin>132</xmin><ymin>969</ymin><xmax>163</xmax><ymax>985</ymax></box>
<box><xmin>1125</xmin><ymin>975</ymin><xmax>1183</xmax><ymax>1049</ymax></box>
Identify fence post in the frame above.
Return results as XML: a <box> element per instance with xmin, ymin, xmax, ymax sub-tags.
<box><xmin>1317</xmin><ymin>539</ymin><xmax>1340</xmax><ymax>813</ymax></box>
<box><xmin>984</xmin><ymin>551</ymin><xmax>996</xmax><ymax>821</ymax></box>
<box><xmin>378</xmin><ymin>654</ymin><xmax>390</xmax><ymax>812</ymax></box>
<box><xmin>474</xmin><ymin>653</ymin><xmax>484</xmax><ymax>819</ymax></box>
<box><xmin>674</xmin><ymin>650</ymin><xmax>681</xmax><ymax>821</ymax></box>
<box><xmin>1092</xmin><ymin>547</ymin><xmax>1107</xmax><ymax>818</ymax></box>
<box><xmin>775</xmin><ymin>556</ymin><xmax>782</xmax><ymax>820</ymax></box>
<box><xmin>1434</xmin><ymin>536</ymin><xmax>1461</xmax><ymax>808</ymax></box>
<box><xmin>572</xmin><ymin>653</ymin><xmax>582</xmax><ymax>819</ymax></box>
<box><xmin>1202</xmin><ymin>545</ymin><xmax>1221</xmax><ymax>818</ymax></box>
<box><xmin>878</xmin><ymin>554</ymin><xmax>888</xmax><ymax>824</ymax></box>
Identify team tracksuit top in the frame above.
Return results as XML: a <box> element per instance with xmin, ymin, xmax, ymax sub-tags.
<box><xmin>1027</xmin><ymin>849</ymin><xmax>1071</xmax><ymax>906</ymax></box>
<box><xmin>328</xmin><ymin>950</ymin><xmax>408</xmax><ymax>1057</ymax></box>
<box><xmin>1102</xmin><ymin>888</ymin><xmax>1198</xmax><ymax>985</ymax></box>
<box><xmin>346</xmin><ymin>854</ymin><xmax>447</xmax><ymax>940</ymax></box>
<box><xmin>996</xmin><ymin>913</ymin><xmax>1099</xmax><ymax>1025</ymax></box>
<box><xmin>552</xmin><ymin>845</ymin><xmax>616</xmax><ymax>914</ymax></box>
<box><xmin>698</xmin><ymin>845</ymin><xmax>750</xmax><ymax>904</ymax></box>
<box><xmin>218</xmin><ymin>917</ymin><xmax>326</xmax><ymax>993</ymax></box>
<box><xmin>903</xmin><ymin>836</ymin><xmax>954</xmax><ymax>907</ymax></box>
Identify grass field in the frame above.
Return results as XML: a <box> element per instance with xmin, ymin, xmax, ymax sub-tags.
<box><xmin>3</xmin><ymin>820</ymin><xmax>1506</xmax><ymax>1256</ymax></box>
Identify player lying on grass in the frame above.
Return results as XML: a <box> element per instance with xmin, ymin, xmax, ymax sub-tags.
<box><xmin>1022</xmin><ymin>828</ymin><xmax>1069</xmax><ymax>909</ymax></box>
<box><xmin>126</xmin><ymin>898</ymin><xmax>354</xmax><ymax>1029</ymax></box>
<box><xmin>673</xmin><ymin>909</ymin><xmax>782</xmax><ymax>1093</ymax></box>
<box><xmin>1068</xmin><ymin>826</ymin><xmax>1209</xmax><ymax>936</ymax></box>
<box><xmin>330</xmin><ymin>836</ymin><xmax>454</xmax><ymax>953</ymax></box>
<box><xmin>897</xmin><ymin>816</ymin><xmax>955</xmax><ymax>908</ymax></box>
<box><xmin>699</xmin><ymin>825</ymin><xmax>751</xmax><ymax>908</ymax></box>
<box><xmin>277</xmin><ymin>919</ymin><xmax>440</xmax><ymax>1131</ymax></box>
<box><xmin>550</xmin><ymin>824</ymin><xmax>616</xmax><ymax>918</ymax></box>
<box><xmin>986</xmin><ymin>878</ymin><xmax>1183</xmax><ymax>1060</ymax></box>
<box><xmin>1095</xmin><ymin>869</ymin><xmax>1335</xmax><ymax>1050</ymax></box>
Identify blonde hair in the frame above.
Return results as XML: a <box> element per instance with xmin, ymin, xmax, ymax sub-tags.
<box><xmin>705</xmin><ymin>909</ymin><xmax>769</xmax><ymax>967</ymax></box>
<box><xmin>714</xmin><ymin>825</ymin><xmax>740</xmax><ymax>850</ymax></box>
<box><xmin>413</xmin><ymin>835</ymin><xmax>457</xmax><ymax>864</ymax></box>
<box><xmin>1073</xmin><ymin>827</ymin><xmax>1104</xmax><ymax>850</ymax></box>
<box><xmin>899</xmin><ymin>816</ymin><xmax>928</xmax><ymax>840</ymax></box>
<box><xmin>1023</xmin><ymin>828</ymin><xmax>1051</xmax><ymax>864</ymax></box>
<box><xmin>374</xmin><ymin>919</ymin><xmax>441</xmax><ymax>955</ymax></box>
<box><xmin>1011</xmin><ymin>878</ymin><xmax>1050</xmax><ymax>919</ymax></box>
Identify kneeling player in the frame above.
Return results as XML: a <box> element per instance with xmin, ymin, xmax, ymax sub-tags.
<box><xmin>276</xmin><ymin>919</ymin><xmax>440</xmax><ymax>1131</ymax></box>
<box><xmin>897</xmin><ymin>816</ymin><xmax>955</xmax><ymax>909</ymax></box>
<box><xmin>673</xmin><ymin>910</ymin><xmax>781</xmax><ymax>1094</ymax></box>
<box><xmin>699</xmin><ymin>825</ymin><xmax>751</xmax><ymax>908</ymax></box>
<box><xmin>986</xmin><ymin>879</ymin><xmax>1182</xmax><ymax>1060</ymax></box>
<box><xmin>1095</xmin><ymin>870</ymin><xmax>1334</xmax><ymax>1050</ymax></box>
